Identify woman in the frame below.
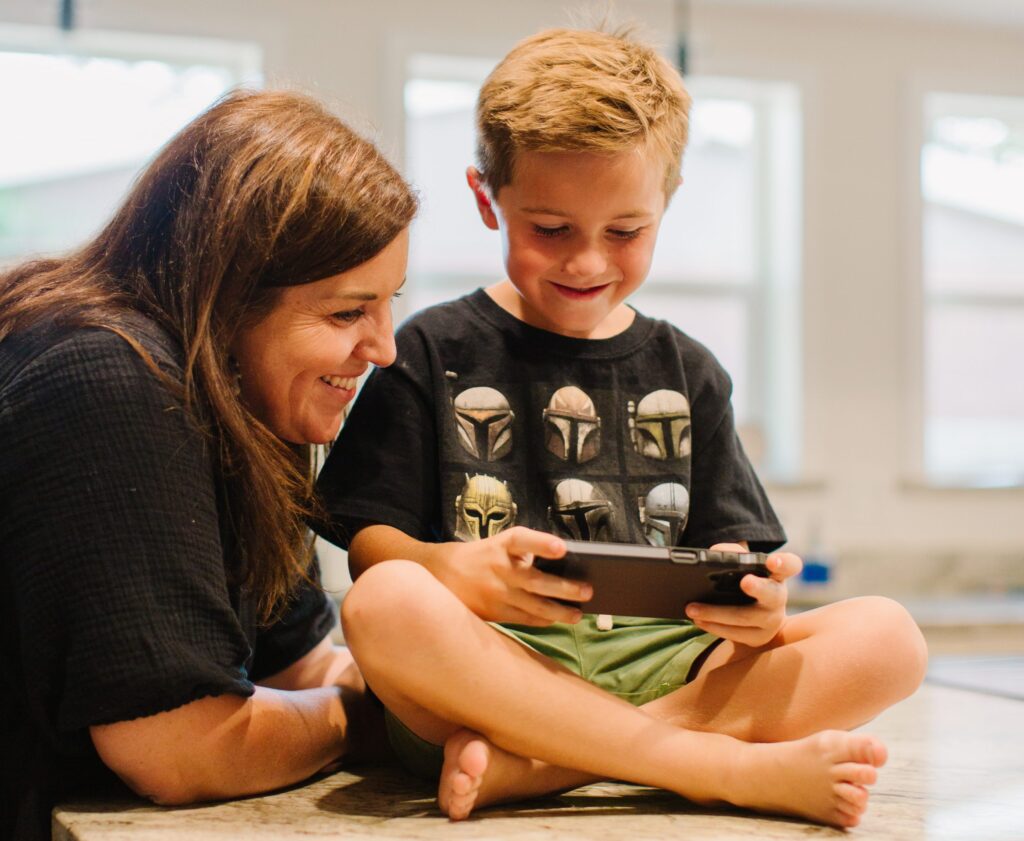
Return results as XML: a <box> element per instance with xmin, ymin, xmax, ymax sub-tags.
<box><xmin>0</xmin><ymin>89</ymin><xmax>416</xmax><ymax>840</ymax></box>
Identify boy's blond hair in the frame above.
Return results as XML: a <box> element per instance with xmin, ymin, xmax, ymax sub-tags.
<box><xmin>475</xmin><ymin>27</ymin><xmax>691</xmax><ymax>199</ymax></box>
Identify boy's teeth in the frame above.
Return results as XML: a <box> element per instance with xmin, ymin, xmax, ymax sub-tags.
<box><xmin>320</xmin><ymin>375</ymin><xmax>357</xmax><ymax>389</ymax></box>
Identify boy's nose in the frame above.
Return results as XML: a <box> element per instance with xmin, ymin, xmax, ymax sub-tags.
<box><xmin>563</xmin><ymin>243</ymin><xmax>608</xmax><ymax>278</ymax></box>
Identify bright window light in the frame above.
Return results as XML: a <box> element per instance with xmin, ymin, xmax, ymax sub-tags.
<box><xmin>921</xmin><ymin>93</ymin><xmax>1024</xmax><ymax>486</ymax></box>
<box><xmin>0</xmin><ymin>27</ymin><xmax>260</xmax><ymax>261</ymax></box>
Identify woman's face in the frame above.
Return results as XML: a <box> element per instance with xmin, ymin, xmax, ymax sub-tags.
<box><xmin>231</xmin><ymin>229</ymin><xmax>409</xmax><ymax>444</ymax></box>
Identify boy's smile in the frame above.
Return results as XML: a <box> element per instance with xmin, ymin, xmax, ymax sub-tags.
<box><xmin>468</xmin><ymin>148</ymin><xmax>669</xmax><ymax>339</ymax></box>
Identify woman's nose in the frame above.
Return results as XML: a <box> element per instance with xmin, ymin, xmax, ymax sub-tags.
<box><xmin>354</xmin><ymin>316</ymin><xmax>397</xmax><ymax>368</ymax></box>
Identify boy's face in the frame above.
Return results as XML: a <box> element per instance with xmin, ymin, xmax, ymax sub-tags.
<box><xmin>468</xmin><ymin>148</ymin><xmax>667</xmax><ymax>339</ymax></box>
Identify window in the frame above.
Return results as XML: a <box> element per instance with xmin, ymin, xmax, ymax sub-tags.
<box><xmin>404</xmin><ymin>55</ymin><xmax>803</xmax><ymax>478</ymax></box>
<box><xmin>0</xmin><ymin>24</ymin><xmax>261</xmax><ymax>264</ymax></box>
<box><xmin>921</xmin><ymin>93</ymin><xmax>1024</xmax><ymax>487</ymax></box>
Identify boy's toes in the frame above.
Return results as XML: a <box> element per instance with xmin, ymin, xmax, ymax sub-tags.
<box><xmin>834</xmin><ymin>762</ymin><xmax>878</xmax><ymax>787</ymax></box>
<box><xmin>853</xmin><ymin>734</ymin><xmax>888</xmax><ymax>767</ymax></box>
<box><xmin>835</xmin><ymin>782</ymin><xmax>870</xmax><ymax>814</ymax></box>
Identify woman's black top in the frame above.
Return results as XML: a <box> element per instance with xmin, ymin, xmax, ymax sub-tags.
<box><xmin>0</xmin><ymin>314</ymin><xmax>334</xmax><ymax>840</ymax></box>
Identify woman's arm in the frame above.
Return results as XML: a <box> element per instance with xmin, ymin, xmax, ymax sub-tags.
<box><xmin>257</xmin><ymin>635</ymin><xmax>362</xmax><ymax>692</ymax></box>
<box><xmin>90</xmin><ymin>683</ymin><xmax>353</xmax><ymax>805</ymax></box>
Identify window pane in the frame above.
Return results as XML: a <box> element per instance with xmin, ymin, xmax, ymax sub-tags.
<box><xmin>649</xmin><ymin>98</ymin><xmax>756</xmax><ymax>284</ymax></box>
<box><xmin>922</xmin><ymin>93</ymin><xmax>1024</xmax><ymax>484</ymax></box>
<box><xmin>924</xmin><ymin>202</ymin><xmax>1024</xmax><ymax>297</ymax></box>
<box><xmin>405</xmin><ymin>77</ymin><xmax>494</xmax><ymax>279</ymax></box>
<box><xmin>925</xmin><ymin>303</ymin><xmax>1024</xmax><ymax>484</ymax></box>
<box><xmin>0</xmin><ymin>50</ymin><xmax>247</xmax><ymax>261</ymax></box>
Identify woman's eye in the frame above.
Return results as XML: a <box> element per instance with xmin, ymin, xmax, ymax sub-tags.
<box><xmin>534</xmin><ymin>224</ymin><xmax>569</xmax><ymax>238</ymax></box>
<box><xmin>332</xmin><ymin>309</ymin><xmax>364</xmax><ymax>324</ymax></box>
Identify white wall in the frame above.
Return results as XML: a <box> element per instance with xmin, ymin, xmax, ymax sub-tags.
<box><xmin>3</xmin><ymin>0</ymin><xmax>1022</xmax><ymax>596</ymax></box>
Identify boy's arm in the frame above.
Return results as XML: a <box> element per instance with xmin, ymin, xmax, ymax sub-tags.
<box><xmin>349</xmin><ymin>524</ymin><xmax>592</xmax><ymax>626</ymax></box>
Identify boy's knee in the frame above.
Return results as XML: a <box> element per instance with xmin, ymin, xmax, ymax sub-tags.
<box><xmin>341</xmin><ymin>560</ymin><xmax>435</xmax><ymax>647</ymax></box>
<box><xmin>859</xmin><ymin>596</ymin><xmax>929</xmax><ymax>690</ymax></box>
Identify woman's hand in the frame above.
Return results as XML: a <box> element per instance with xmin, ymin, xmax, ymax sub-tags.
<box><xmin>683</xmin><ymin>543</ymin><xmax>802</xmax><ymax>649</ymax></box>
<box><xmin>429</xmin><ymin>526</ymin><xmax>592</xmax><ymax>626</ymax></box>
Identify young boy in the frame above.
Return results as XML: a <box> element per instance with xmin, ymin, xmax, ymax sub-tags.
<box><xmin>317</xmin><ymin>27</ymin><xmax>927</xmax><ymax>828</ymax></box>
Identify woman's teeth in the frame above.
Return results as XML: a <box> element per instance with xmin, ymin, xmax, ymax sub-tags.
<box><xmin>320</xmin><ymin>375</ymin><xmax>357</xmax><ymax>389</ymax></box>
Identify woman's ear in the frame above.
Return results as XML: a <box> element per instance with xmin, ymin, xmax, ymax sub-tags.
<box><xmin>466</xmin><ymin>167</ymin><xmax>499</xmax><ymax>230</ymax></box>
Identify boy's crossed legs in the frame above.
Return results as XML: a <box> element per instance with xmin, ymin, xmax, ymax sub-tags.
<box><xmin>342</xmin><ymin>561</ymin><xmax>927</xmax><ymax>828</ymax></box>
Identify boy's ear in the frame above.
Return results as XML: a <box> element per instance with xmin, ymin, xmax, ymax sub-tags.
<box><xmin>466</xmin><ymin>166</ymin><xmax>499</xmax><ymax>230</ymax></box>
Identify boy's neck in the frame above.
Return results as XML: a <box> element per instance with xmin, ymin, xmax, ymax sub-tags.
<box><xmin>485</xmin><ymin>280</ymin><xmax>636</xmax><ymax>340</ymax></box>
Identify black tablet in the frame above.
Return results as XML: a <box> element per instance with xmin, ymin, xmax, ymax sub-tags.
<box><xmin>534</xmin><ymin>540</ymin><xmax>771</xmax><ymax>619</ymax></box>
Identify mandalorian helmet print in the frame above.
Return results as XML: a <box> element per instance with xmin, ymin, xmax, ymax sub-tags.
<box><xmin>547</xmin><ymin>479</ymin><xmax>613</xmax><ymax>542</ymax></box>
<box><xmin>638</xmin><ymin>482</ymin><xmax>690</xmax><ymax>547</ymax></box>
<box><xmin>542</xmin><ymin>386</ymin><xmax>601</xmax><ymax>463</ymax></box>
<box><xmin>453</xmin><ymin>386</ymin><xmax>514</xmax><ymax>461</ymax></box>
<box><xmin>454</xmin><ymin>474</ymin><xmax>518</xmax><ymax>541</ymax></box>
<box><xmin>627</xmin><ymin>390</ymin><xmax>692</xmax><ymax>461</ymax></box>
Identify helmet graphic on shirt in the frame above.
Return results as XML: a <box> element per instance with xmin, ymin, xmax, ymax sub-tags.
<box><xmin>454</xmin><ymin>474</ymin><xmax>517</xmax><ymax>541</ymax></box>
<box><xmin>627</xmin><ymin>389</ymin><xmax>691</xmax><ymax>460</ymax></box>
<box><xmin>542</xmin><ymin>386</ymin><xmax>601</xmax><ymax>463</ymax></box>
<box><xmin>638</xmin><ymin>482</ymin><xmax>690</xmax><ymax>547</ymax></box>
<box><xmin>453</xmin><ymin>387</ymin><xmax>514</xmax><ymax>461</ymax></box>
<box><xmin>547</xmin><ymin>479</ymin><xmax>613</xmax><ymax>542</ymax></box>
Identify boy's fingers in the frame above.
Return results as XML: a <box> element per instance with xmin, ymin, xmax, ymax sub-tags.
<box><xmin>768</xmin><ymin>552</ymin><xmax>802</xmax><ymax>581</ymax></box>
<box><xmin>518</xmin><ymin>567</ymin><xmax>593</xmax><ymax>603</ymax></box>
<box><xmin>686</xmin><ymin>618</ymin><xmax>770</xmax><ymax>646</ymax></box>
<box><xmin>502</xmin><ymin>527</ymin><xmax>566</xmax><ymax>560</ymax></box>
<box><xmin>739</xmin><ymin>573</ymin><xmax>785</xmax><ymax>606</ymax></box>
<box><xmin>510</xmin><ymin>590</ymin><xmax>583</xmax><ymax>625</ymax></box>
<box><xmin>686</xmin><ymin>601</ymin><xmax>768</xmax><ymax>628</ymax></box>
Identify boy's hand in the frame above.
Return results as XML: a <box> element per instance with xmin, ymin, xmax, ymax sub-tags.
<box><xmin>683</xmin><ymin>543</ymin><xmax>802</xmax><ymax>649</ymax></box>
<box><xmin>432</xmin><ymin>527</ymin><xmax>592</xmax><ymax>626</ymax></box>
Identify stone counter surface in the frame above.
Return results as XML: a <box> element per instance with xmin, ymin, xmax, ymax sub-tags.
<box><xmin>54</xmin><ymin>683</ymin><xmax>1024</xmax><ymax>840</ymax></box>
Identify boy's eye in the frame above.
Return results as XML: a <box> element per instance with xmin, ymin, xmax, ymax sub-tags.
<box><xmin>609</xmin><ymin>228</ymin><xmax>643</xmax><ymax>240</ymax></box>
<box><xmin>533</xmin><ymin>224</ymin><xmax>569</xmax><ymax>238</ymax></box>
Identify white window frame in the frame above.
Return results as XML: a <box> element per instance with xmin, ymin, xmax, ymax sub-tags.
<box><xmin>905</xmin><ymin>78</ymin><xmax>1024</xmax><ymax>490</ymax></box>
<box><xmin>0</xmin><ymin>22</ymin><xmax>261</xmax><ymax>78</ymax></box>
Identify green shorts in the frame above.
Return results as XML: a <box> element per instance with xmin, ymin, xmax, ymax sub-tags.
<box><xmin>384</xmin><ymin>614</ymin><xmax>719</xmax><ymax>781</ymax></box>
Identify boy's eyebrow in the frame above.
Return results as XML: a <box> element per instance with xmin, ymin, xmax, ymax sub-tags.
<box><xmin>521</xmin><ymin>205</ymin><xmax>654</xmax><ymax>220</ymax></box>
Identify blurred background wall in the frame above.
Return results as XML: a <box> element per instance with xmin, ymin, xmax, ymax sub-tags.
<box><xmin>2</xmin><ymin>0</ymin><xmax>1022</xmax><ymax>603</ymax></box>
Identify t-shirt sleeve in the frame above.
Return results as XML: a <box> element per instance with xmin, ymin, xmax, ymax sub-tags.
<box><xmin>249</xmin><ymin>554</ymin><xmax>335</xmax><ymax>682</ymax></box>
<box><xmin>681</xmin><ymin>350</ymin><xmax>787</xmax><ymax>553</ymax></box>
<box><xmin>2</xmin><ymin>329</ymin><xmax>255</xmax><ymax>731</ymax></box>
<box><xmin>316</xmin><ymin>325</ymin><xmax>440</xmax><ymax>547</ymax></box>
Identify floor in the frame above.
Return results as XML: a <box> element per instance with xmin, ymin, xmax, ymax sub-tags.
<box><xmin>55</xmin><ymin>614</ymin><xmax>1024</xmax><ymax>840</ymax></box>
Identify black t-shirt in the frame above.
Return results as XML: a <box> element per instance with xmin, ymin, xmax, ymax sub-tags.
<box><xmin>0</xmin><ymin>314</ymin><xmax>334</xmax><ymax>841</ymax></box>
<box><xmin>318</xmin><ymin>289</ymin><xmax>785</xmax><ymax>552</ymax></box>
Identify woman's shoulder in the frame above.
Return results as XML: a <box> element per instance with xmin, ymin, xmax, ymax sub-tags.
<box><xmin>1</xmin><ymin>312</ymin><xmax>184</xmax><ymax>395</ymax></box>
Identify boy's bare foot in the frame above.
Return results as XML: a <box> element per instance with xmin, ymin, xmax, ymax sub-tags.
<box><xmin>438</xmin><ymin>730</ymin><xmax>490</xmax><ymax>820</ymax></box>
<box><xmin>724</xmin><ymin>730</ymin><xmax>887</xmax><ymax>828</ymax></box>
<box><xmin>438</xmin><ymin>729</ymin><xmax>589</xmax><ymax>820</ymax></box>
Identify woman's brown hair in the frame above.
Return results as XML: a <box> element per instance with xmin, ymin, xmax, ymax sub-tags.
<box><xmin>0</xmin><ymin>89</ymin><xmax>418</xmax><ymax>620</ymax></box>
